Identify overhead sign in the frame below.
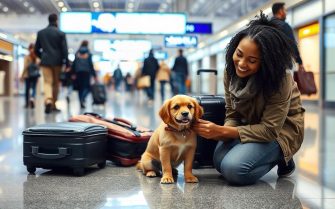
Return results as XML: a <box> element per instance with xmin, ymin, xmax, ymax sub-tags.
<box><xmin>186</xmin><ymin>22</ymin><xmax>212</xmax><ymax>34</ymax></box>
<box><xmin>60</xmin><ymin>12</ymin><xmax>186</xmax><ymax>35</ymax></box>
<box><xmin>164</xmin><ymin>35</ymin><xmax>198</xmax><ymax>48</ymax></box>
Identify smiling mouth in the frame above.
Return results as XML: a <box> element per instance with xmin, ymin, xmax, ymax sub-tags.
<box><xmin>238</xmin><ymin>67</ymin><xmax>248</xmax><ymax>72</ymax></box>
<box><xmin>175</xmin><ymin>118</ymin><xmax>191</xmax><ymax>124</ymax></box>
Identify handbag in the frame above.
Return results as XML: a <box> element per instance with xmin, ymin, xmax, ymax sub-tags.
<box><xmin>293</xmin><ymin>69</ymin><xmax>317</xmax><ymax>95</ymax></box>
<box><xmin>137</xmin><ymin>75</ymin><xmax>151</xmax><ymax>89</ymax></box>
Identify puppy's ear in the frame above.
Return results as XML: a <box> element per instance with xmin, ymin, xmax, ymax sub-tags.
<box><xmin>192</xmin><ymin>99</ymin><xmax>204</xmax><ymax>121</ymax></box>
<box><xmin>159</xmin><ymin>99</ymin><xmax>171</xmax><ymax>124</ymax></box>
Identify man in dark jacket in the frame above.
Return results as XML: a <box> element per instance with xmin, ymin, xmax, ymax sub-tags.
<box><xmin>142</xmin><ymin>49</ymin><xmax>159</xmax><ymax>102</ymax></box>
<box><xmin>172</xmin><ymin>49</ymin><xmax>188</xmax><ymax>95</ymax></box>
<box><xmin>271</xmin><ymin>2</ymin><xmax>305</xmax><ymax>72</ymax></box>
<box><xmin>35</xmin><ymin>13</ymin><xmax>69</xmax><ymax>113</ymax></box>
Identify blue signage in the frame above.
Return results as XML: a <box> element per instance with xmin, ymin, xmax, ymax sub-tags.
<box><xmin>186</xmin><ymin>22</ymin><xmax>212</xmax><ymax>34</ymax></box>
<box><xmin>164</xmin><ymin>35</ymin><xmax>198</xmax><ymax>48</ymax></box>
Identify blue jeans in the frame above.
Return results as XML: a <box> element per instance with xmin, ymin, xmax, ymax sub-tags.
<box><xmin>159</xmin><ymin>81</ymin><xmax>168</xmax><ymax>102</ymax></box>
<box><xmin>25</xmin><ymin>77</ymin><xmax>38</xmax><ymax>105</ymax></box>
<box><xmin>213</xmin><ymin>139</ymin><xmax>283</xmax><ymax>185</ymax></box>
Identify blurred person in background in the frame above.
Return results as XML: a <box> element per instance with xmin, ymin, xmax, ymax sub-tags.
<box><xmin>20</xmin><ymin>43</ymin><xmax>40</xmax><ymax>109</ymax></box>
<box><xmin>172</xmin><ymin>49</ymin><xmax>189</xmax><ymax>95</ymax></box>
<box><xmin>156</xmin><ymin>60</ymin><xmax>170</xmax><ymax>102</ymax></box>
<box><xmin>124</xmin><ymin>72</ymin><xmax>134</xmax><ymax>92</ymax></box>
<box><xmin>71</xmin><ymin>40</ymin><xmax>97</xmax><ymax>109</ymax></box>
<box><xmin>142</xmin><ymin>49</ymin><xmax>159</xmax><ymax>103</ymax></box>
<box><xmin>271</xmin><ymin>2</ymin><xmax>305</xmax><ymax>72</ymax></box>
<box><xmin>113</xmin><ymin>64</ymin><xmax>123</xmax><ymax>92</ymax></box>
<box><xmin>35</xmin><ymin>13</ymin><xmax>69</xmax><ymax>114</ymax></box>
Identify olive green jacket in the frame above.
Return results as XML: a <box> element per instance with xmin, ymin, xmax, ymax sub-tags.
<box><xmin>224</xmin><ymin>70</ymin><xmax>305</xmax><ymax>163</ymax></box>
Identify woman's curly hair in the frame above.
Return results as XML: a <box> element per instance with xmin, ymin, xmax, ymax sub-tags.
<box><xmin>225</xmin><ymin>11</ymin><xmax>296</xmax><ymax>96</ymax></box>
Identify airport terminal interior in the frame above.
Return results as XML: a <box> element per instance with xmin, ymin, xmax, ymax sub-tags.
<box><xmin>0</xmin><ymin>0</ymin><xmax>335</xmax><ymax>208</ymax></box>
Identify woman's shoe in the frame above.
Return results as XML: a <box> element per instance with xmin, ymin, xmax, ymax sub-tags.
<box><xmin>277</xmin><ymin>159</ymin><xmax>295</xmax><ymax>177</ymax></box>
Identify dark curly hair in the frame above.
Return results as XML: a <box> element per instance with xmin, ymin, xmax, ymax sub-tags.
<box><xmin>225</xmin><ymin>12</ymin><xmax>295</xmax><ymax>96</ymax></box>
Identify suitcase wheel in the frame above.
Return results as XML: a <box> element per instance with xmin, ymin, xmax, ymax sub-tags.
<box><xmin>27</xmin><ymin>166</ymin><xmax>36</xmax><ymax>174</ymax></box>
<box><xmin>98</xmin><ymin>161</ymin><xmax>106</xmax><ymax>169</ymax></box>
<box><xmin>73</xmin><ymin>168</ymin><xmax>85</xmax><ymax>176</ymax></box>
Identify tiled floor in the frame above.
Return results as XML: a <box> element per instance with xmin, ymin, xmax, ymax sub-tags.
<box><xmin>0</xmin><ymin>89</ymin><xmax>334</xmax><ymax>209</ymax></box>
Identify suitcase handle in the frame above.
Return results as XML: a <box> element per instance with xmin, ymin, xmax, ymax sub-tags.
<box><xmin>197</xmin><ymin>69</ymin><xmax>217</xmax><ymax>75</ymax></box>
<box><xmin>31</xmin><ymin>146</ymin><xmax>70</xmax><ymax>159</ymax></box>
<box><xmin>83</xmin><ymin>112</ymin><xmax>142</xmax><ymax>137</ymax></box>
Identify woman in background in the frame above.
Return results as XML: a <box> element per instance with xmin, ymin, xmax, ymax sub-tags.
<box><xmin>21</xmin><ymin>43</ymin><xmax>40</xmax><ymax>108</ymax></box>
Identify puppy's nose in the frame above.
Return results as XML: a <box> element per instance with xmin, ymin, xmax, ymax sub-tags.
<box><xmin>181</xmin><ymin>111</ymin><xmax>189</xmax><ymax>117</ymax></box>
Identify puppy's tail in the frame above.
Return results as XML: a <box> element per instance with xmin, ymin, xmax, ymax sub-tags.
<box><xmin>136</xmin><ymin>161</ymin><xmax>143</xmax><ymax>171</ymax></box>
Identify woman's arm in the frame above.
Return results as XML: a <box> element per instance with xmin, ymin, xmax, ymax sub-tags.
<box><xmin>193</xmin><ymin>119</ymin><xmax>239</xmax><ymax>140</ymax></box>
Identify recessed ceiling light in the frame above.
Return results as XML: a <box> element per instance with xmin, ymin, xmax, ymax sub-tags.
<box><xmin>58</xmin><ymin>2</ymin><xmax>64</xmax><ymax>7</ymax></box>
<box><xmin>61</xmin><ymin>7</ymin><xmax>67</xmax><ymax>12</ymax></box>
<box><xmin>93</xmin><ymin>2</ymin><xmax>99</xmax><ymax>8</ymax></box>
<box><xmin>29</xmin><ymin>7</ymin><xmax>35</xmax><ymax>12</ymax></box>
<box><xmin>23</xmin><ymin>2</ymin><xmax>29</xmax><ymax>7</ymax></box>
<box><xmin>3</xmin><ymin>7</ymin><xmax>9</xmax><ymax>12</ymax></box>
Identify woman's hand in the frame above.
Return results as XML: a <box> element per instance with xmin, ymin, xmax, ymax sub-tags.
<box><xmin>193</xmin><ymin>119</ymin><xmax>224</xmax><ymax>140</ymax></box>
<box><xmin>193</xmin><ymin>119</ymin><xmax>240</xmax><ymax>140</ymax></box>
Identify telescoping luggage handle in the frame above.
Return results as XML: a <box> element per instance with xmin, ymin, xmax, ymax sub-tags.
<box><xmin>197</xmin><ymin>69</ymin><xmax>218</xmax><ymax>95</ymax></box>
<box><xmin>31</xmin><ymin>146</ymin><xmax>70</xmax><ymax>159</ymax></box>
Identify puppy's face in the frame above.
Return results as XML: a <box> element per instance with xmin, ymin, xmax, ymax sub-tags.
<box><xmin>159</xmin><ymin>95</ymin><xmax>204</xmax><ymax>128</ymax></box>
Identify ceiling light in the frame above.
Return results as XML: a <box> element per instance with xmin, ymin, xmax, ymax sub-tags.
<box><xmin>23</xmin><ymin>2</ymin><xmax>29</xmax><ymax>7</ymax></box>
<box><xmin>29</xmin><ymin>7</ymin><xmax>35</xmax><ymax>12</ymax></box>
<box><xmin>93</xmin><ymin>2</ymin><xmax>100</xmax><ymax>8</ymax></box>
<box><xmin>3</xmin><ymin>7</ymin><xmax>9</xmax><ymax>12</ymax></box>
<box><xmin>61</xmin><ymin>7</ymin><xmax>67</xmax><ymax>12</ymax></box>
<box><xmin>58</xmin><ymin>2</ymin><xmax>64</xmax><ymax>7</ymax></box>
<box><xmin>128</xmin><ymin>3</ymin><xmax>134</xmax><ymax>9</ymax></box>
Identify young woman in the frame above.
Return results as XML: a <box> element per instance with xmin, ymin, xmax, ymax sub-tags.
<box><xmin>21</xmin><ymin>43</ymin><xmax>40</xmax><ymax>108</ymax></box>
<box><xmin>193</xmin><ymin>13</ymin><xmax>305</xmax><ymax>185</ymax></box>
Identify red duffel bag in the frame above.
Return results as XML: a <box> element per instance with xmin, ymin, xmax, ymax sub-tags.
<box><xmin>69</xmin><ymin>112</ymin><xmax>153</xmax><ymax>166</ymax></box>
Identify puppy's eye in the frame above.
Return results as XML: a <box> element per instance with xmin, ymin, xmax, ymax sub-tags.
<box><xmin>173</xmin><ymin>105</ymin><xmax>180</xmax><ymax>110</ymax></box>
<box><xmin>187</xmin><ymin>104</ymin><xmax>193</xmax><ymax>109</ymax></box>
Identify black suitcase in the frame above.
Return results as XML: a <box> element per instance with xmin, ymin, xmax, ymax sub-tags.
<box><xmin>91</xmin><ymin>83</ymin><xmax>107</xmax><ymax>105</ymax></box>
<box><xmin>192</xmin><ymin>69</ymin><xmax>226</xmax><ymax>168</ymax></box>
<box><xmin>23</xmin><ymin>122</ymin><xmax>108</xmax><ymax>176</ymax></box>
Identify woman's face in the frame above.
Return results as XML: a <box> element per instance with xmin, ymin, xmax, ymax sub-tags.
<box><xmin>233</xmin><ymin>37</ymin><xmax>261</xmax><ymax>78</ymax></box>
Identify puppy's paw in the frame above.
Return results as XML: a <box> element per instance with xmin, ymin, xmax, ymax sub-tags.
<box><xmin>146</xmin><ymin>171</ymin><xmax>157</xmax><ymax>177</ymax></box>
<box><xmin>160</xmin><ymin>175</ymin><xmax>174</xmax><ymax>184</ymax></box>
<box><xmin>185</xmin><ymin>175</ymin><xmax>199</xmax><ymax>183</ymax></box>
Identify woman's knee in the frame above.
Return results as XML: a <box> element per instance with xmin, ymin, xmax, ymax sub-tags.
<box><xmin>220</xmin><ymin>159</ymin><xmax>258</xmax><ymax>186</ymax></box>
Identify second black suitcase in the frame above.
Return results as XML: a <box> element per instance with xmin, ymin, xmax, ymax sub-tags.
<box><xmin>192</xmin><ymin>69</ymin><xmax>226</xmax><ymax>168</ymax></box>
<box><xmin>91</xmin><ymin>83</ymin><xmax>107</xmax><ymax>105</ymax></box>
<box><xmin>23</xmin><ymin>122</ymin><xmax>108</xmax><ymax>176</ymax></box>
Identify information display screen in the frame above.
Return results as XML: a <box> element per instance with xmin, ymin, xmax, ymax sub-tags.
<box><xmin>60</xmin><ymin>12</ymin><xmax>186</xmax><ymax>35</ymax></box>
<box><xmin>164</xmin><ymin>35</ymin><xmax>198</xmax><ymax>48</ymax></box>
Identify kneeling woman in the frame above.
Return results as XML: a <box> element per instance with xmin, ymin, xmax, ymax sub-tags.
<box><xmin>193</xmin><ymin>13</ymin><xmax>304</xmax><ymax>185</ymax></box>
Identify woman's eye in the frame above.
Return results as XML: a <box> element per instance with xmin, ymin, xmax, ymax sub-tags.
<box><xmin>249</xmin><ymin>59</ymin><xmax>257</xmax><ymax>64</ymax></box>
<box><xmin>187</xmin><ymin>104</ymin><xmax>193</xmax><ymax>109</ymax></box>
<box><xmin>173</xmin><ymin>105</ymin><xmax>180</xmax><ymax>110</ymax></box>
<box><xmin>237</xmin><ymin>53</ymin><xmax>242</xmax><ymax>57</ymax></box>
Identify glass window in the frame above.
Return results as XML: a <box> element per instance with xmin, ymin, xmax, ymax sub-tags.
<box><xmin>324</xmin><ymin>14</ymin><xmax>335</xmax><ymax>101</ymax></box>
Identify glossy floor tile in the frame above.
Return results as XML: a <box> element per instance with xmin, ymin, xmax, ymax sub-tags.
<box><xmin>0</xmin><ymin>89</ymin><xmax>334</xmax><ymax>209</ymax></box>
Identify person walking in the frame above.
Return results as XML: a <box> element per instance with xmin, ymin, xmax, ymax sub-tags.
<box><xmin>271</xmin><ymin>2</ymin><xmax>305</xmax><ymax>72</ymax></box>
<box><xmin>71</xmin><ymin>40</ymin><xmax>97</xmax><ymax>109</ymax></box>
<box><xmin>20</xmin><ymin>43</ymin><xmax>40</xmax><ymax>109</ymax></box>
<box><xmin>142</xmin><ymin>49</ymin><xmax>159</xmax><ymax>103</ymax></box>
<box><xmin>193</xmin><ymin>13</ymin><xmax>305</xmax><ymax>186</ymax></box>
<box><xmin>156</xmin><ymin>61</ymin><xmax>170</xmax><ymax>102</ymax></box>
<box><xmin>34</xmin><ymin>13</ymin><xmax>69</xmax><ymax>114</ymax></box>
<box><xmin>172</xmin><ymin>49</ymin><xmax>189</xmax><ymax>95</ymax></box>
<box><xmin>113</xmin><ymin>65</ymin><xmax>123</xmax><ymax>92</ymax></box>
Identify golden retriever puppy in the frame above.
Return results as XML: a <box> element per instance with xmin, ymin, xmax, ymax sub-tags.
<box><xmin>136</xmin><ymin>95</ymin><xmax>204</xmax><ymax>184</ymax></box>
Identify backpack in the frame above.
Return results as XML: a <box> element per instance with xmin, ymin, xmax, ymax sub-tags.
<box><xmin>27</xmin><ymin>63</ymin><xmax>40</xmax><ymax>78</ymax></box>
<box><xmin>74</xmin><ymin>53</ymin><xmax>90</xmax><ymax>73</ymax></box>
